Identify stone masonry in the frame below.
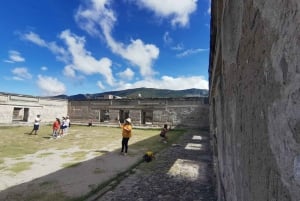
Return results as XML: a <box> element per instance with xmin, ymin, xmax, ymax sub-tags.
<box><xmin>209</xmin><ymin>0</ymin><xmax>300</xmax><ymax>201</ymax></box>
<box><xmin>69</xmin><ymin>97</ymin><xmax>209</xmax><ymax>128</ymax></box>
<box><xmin>0</xmin><ymin>93</ymin><xmax>209</xmax><ymax>129</ymax></box>
<box><xmin>0</xmin><ymin>93</ymin><xmax>68</xmax><ymax>124</ymax></box>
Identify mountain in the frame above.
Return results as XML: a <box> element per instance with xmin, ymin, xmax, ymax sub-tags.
<box><xmin>54</xmin><ymin>88</ymin><xmax>208</xmax><ymax>100</ymax></box>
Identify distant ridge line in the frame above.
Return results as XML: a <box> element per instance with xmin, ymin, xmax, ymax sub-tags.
<box><xmin>52</xmin><ymin>87</ymin><xmax>208</xmax><ymax>100</ymax></box>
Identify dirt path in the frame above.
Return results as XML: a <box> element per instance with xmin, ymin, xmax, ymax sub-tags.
<box><xmin>0</xmin><ymin>138</ymin><xmax>143</xmax><ymax>201</ymax></box>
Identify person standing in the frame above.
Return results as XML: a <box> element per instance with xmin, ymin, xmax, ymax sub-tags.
<box><xmin>30</xmin><ymin>114</ymin><xmax>41</xmax><ymax>135</ymax></box>
<box><xmin>160</xmin><ymin>124</ymin><xmax>170</xmax><ymax>143</ymax></box>
<box><xmin>88</xmin><ymin>119</ymin><xmax>93</xmax><ymax>127</ymax></box>
<box><xmin>52</xmin><ymin>117</ymin><xmax>60</xmax><ymax>138</ymax></box>
<box><xmin>119</xmin><ymin>118</ymin><xmax>132</xmax><ymax>156</ymax></box>
<box><xmin>65</xmin><ymin>116</ymin><xmax>70</xmax><ymax>134</ymax></box>
<box><xmin>58</xmin><ymin>117</ymin><xmax>67</xmax><ymax>137</ymax></box>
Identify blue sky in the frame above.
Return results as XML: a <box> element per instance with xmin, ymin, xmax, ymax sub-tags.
<box><xmin>0</xmin><ymin>0</ymin><xmax>211</xmax><ymax>96</ymax></box>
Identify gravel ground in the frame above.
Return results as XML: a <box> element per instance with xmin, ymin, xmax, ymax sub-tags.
<box><xmin>90</xmin><ymin>129</ymin><xmax>217</xmax><ymax>201</ymax></box>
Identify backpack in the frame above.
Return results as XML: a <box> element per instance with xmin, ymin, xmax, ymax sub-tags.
<box><xmin>143</xmin><ymin>151</ymin><xmax>154</xmax><ymax>162</ymax></box>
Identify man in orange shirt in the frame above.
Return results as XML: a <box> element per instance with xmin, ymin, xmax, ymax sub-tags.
<box><xmin>119</xmin><ymin>118</ymin><xmax>132</xmax><ymax>156</ymax></box>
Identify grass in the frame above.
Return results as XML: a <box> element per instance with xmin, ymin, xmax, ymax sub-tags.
<box><xmin>0</xmin><ymin>124</ymin><xmax>184</xmax><ymax>160</ymax></box>
<box><xmin>37</xmin><ymin>152</ymin><xmax>54</xmax><ymax>158</ymax></box>
<box><xmin>8</xmin><ymin>161</ymin><xmax>33</xmax><ymax>173</ymax></box>
<box><xmin>0</xmin><ymin>124</ymin><xmax>186</xmax><ymax>201</ymax></box>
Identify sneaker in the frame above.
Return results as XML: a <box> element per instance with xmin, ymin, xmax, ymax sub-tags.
<box><xmin>123</xmin><ymin>153</ymin><xmax>127</xmax><ymax>156</ymax></box>
<box><xmin>163</xmin><ymin>141</ymin><xmax>167</xmax><ymax>144</ymax></box>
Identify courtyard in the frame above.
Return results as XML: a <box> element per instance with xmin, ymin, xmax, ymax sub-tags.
<box><xmin>0</xmin><ymin>124</ymin><xmax>185</xmax><ymax>201</ymax></box>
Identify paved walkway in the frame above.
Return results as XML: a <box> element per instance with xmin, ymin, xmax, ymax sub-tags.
<box><xmin>88</xmin><ymin>129</ymin><xmax>217</xmax><ymax>201</ymax></box>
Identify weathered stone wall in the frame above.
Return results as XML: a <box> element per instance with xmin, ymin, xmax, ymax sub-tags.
<box><xmin>0</xmin><ymin>93</ymin><xmax>68</xmax><ymax>124</ymax></box>
<box><xmin>209</xmin><ymin>0</ymin><xmax>300</xmax><ymax>201</ymax></box>
<box><xmin>69</xmin><ymin>97</ymin><xmax>209</xmax><ymax>128</ymax></box>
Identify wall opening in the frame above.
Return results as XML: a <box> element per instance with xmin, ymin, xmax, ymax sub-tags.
<box><xmin>12</xmin><ymin>107</ymin><xmax>29</xmax><ymax>122</ymax></box>
<box><xmin>100</xmin><ymin>109</ymin><xmax>110</xmax><ymax>122</ymax></box>
<box><xmin>119</xmin><ymin>110</ymin><xmax>129</xmax><ymax>123</ymax></box>
<box><xmin>142</xmin><ymin>110</ymin><xmax>153</xmax><ymax>125</ymax></box>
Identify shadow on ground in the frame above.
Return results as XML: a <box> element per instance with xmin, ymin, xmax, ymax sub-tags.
<box><xmin>0</xmin><ymin>127</ymin><xmax>216</xmax><ymax>201</ymax></box>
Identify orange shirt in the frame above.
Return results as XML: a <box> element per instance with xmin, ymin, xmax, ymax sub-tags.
<box><xmin>121</xmin><ymin>124</ymin><xmax>132</xmax><ymax>138</ymax></box>
<box><xmin>53</xmin><ymin>120</ymin><xmax>60</xmax><ymax>130</ymax></box>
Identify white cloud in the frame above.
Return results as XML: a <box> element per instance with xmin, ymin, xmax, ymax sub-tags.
<box><xmin>107</xmin><ymin>38</ymin><xmax>159</xmax><ymax>77</ymax></box>
<box><xmin>21</xmin><ymin>29</ymin><xmax>115</xmax><ymax>88</ymax></box>
<box><xmin>63</xmin><ymin>64</ymin><xmax>76</xmax><ymax>78</ymax></box>
<box><xmin>171</xmin><ymin>43</ymin><xmax>184</xmax><ymax>51</ymax></box>
<box><xmin>22</xmin><ymin>29</ymin><xmax>114</xmax><ymax>87</ymax></box>
<box><xmin>12</xmin><ymin>67</ymin><xmax>32</xmax><ymax>80</ymax></box>
<box><xmin>117</xmin><ymin>68</ymin><xmax>135</xmax><ymax>80</ymax></box>
<box><xmin>136</xmin><ymin>0</ymin><xmax>198</xmax><ymax>27</ymax></box>
<box><xmin>116</xmin><ymin>75</ymin><xmax>208</xmax><ymax>90</ymax></box>
<box><xmin>23</xmin><ymin>32</ymin><xmax>47</xmax><ymax>46</ymax></box>
<box><xmin>163</xmin><ymin>32</ymin><xmax>173</xmax><ymax>45</ymax></box>
<box><xmin>6</xmin><ymin>50</ymin><xmax>25</xmax><ymax>63</ymax></box>
<box><xmin>75</xmin><ymin>0</ymin><xmax>116</xmax><ymax>37</ymax></box>
<box><xmin>41</xmin><ymin>66</ymin><xmax>48</xmax><ymax>71</ymax></box>
<box><xmin>3</xmin><ymin>60</ymin><xmax>14</xmax><ymax>63</ymax></box>
<box><xmin>75</xmin><ymin>0</ymin><xmax>159</xmax><ymax>78</ymax></box>
<box><xmin>60</xmin><ymin>29</ymin><xmax>114</xmax><ymax>85</ymax></box>
<box><xmin>37</xmin><ymin>75</ymin><xmax>66</xmax><ymax>96</ymax></box>
<box><xmin>97</xmin><ymin>81</ymin><xmax>105</xmax><ymax>90</ymax></box>
<box><xmin>22</xmin><ymin>31</ymin><xmax>69</xmax><ymax>63</ymax></box>
<box><xmin>207</xmin><ymin>0</ymin><xmax>211</xmax><ymax>14</ymax></box>
<box><xmin>176</xmin><ymin>48</ymin><xmax>208</xmax><ymax>58</ymax></box>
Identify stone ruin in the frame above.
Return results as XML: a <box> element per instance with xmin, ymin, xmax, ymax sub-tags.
<box><xmin>68</xmin><ymin>97</ymin><xmax>209</xmax><ymax>128</ymax></box>
<box><xmin>0</xmin><ymin>93</ymin><xmax>68</xmax><ymax>124</ymax></box>
<box><xmin>209</xmin><ymin>0</ymin><xmax>300</xmax><ymax>200</ymax></box>
<box><xmin>0</xmin><ymin>92</ymin><xmax>209</xmax><ymax>129</ymax></box>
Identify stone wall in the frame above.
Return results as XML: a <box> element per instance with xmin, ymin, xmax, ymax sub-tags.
<box><xmin>0</xmin><ymin>93</ymin><xmax>68</xmax><ymax>124</ymax></box>
<box><xmin>69</xmin><ymin>97</ymin><xmax>209</xmax><ymax>128</ymax></box>
<box><xmin>209</xmin><ymin>0</ymin><xmax>300</xmax><ymax>201</ymax></box>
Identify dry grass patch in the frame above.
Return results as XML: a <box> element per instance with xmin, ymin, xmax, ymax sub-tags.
<box><xmin>0</xmin><ymin>124</ymin><xmax>184</xmax><ymax>159</ymax></box>
<box><xmin>8</xmin><ymin>161</ymin><xmax>33</xmax><ymax>173</ymax></box>
<box><xmin>0</xmin><ymin>124</ymin><xmax>185</xmax><ymax>201</ymax></box>
<box><xmin>37</xmin><ymin>152</ymin><xmax>54</xmax><ymax>158</ymax></box>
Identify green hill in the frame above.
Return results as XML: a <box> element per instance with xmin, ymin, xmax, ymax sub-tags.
<box><xmin>55</xmin><ymin>88</ymin><xmax>208</xmax><ymax>100</ymax></box>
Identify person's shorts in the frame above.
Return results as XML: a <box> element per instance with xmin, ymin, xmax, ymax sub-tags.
<box><xmin>61</xmin><ymin>125</ymin><xmax>67</xmax><ymax>129</ymax></box>
<box><xmin>160</xmin><ymin>133</ymin><xmax>166</xmax><ymax>138</ymax></box>
<box><xmin>33</xmin><ymin>125</ymin><xmax>39</xmax><ymax>130</ymax></box>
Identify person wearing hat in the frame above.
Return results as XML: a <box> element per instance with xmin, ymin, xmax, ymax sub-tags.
<box><xmin>119</xmin><ymin>118</ymin><xmax>132</xmax><ymax>156</ymax></box>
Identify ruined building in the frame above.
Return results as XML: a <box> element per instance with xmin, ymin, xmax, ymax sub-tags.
<box><xmin>209</xmin><ymin>0</ymin><xmax>300</xmax><ymax>200</ymax></box>
<box><xmin>0</xmin><ymin>93</ymin><xmax>68</xmax><ymax>124</ymax></box>
<box><xmin>69</xmin><ymin>97</ymin><xmax>209</xmax><ymax>128</ymax></box>
<box><xmin>0</xmin><ymin>91</ymin><xmax>209</xmax><ymax>129</ymax></box>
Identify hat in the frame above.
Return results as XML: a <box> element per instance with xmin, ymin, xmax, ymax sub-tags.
<box><xmin>125</xmin><ymin>118</ymin><xmax>131</xmax><ymax>123</ymax></box>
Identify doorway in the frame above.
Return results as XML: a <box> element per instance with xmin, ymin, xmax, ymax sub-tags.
<box><xmin>119</xmin><ymin>110</ymin><xmax>129</xmax><ymax>123</ymax></box>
